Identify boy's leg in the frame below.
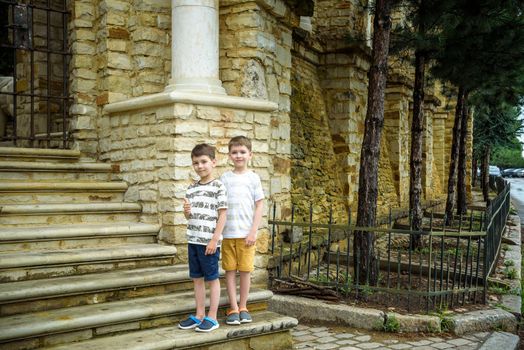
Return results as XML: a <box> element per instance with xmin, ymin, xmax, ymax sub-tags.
<box><xmin>222</xmin><ymin>239</ymin><xmax>239</xmax><ymax>311</ymax></box>
<box><xmin>207</xmin><ymin>278</ymin><xmax>220</xmax><ymax>320</ymax></box>
<box><xmin>225</xmin><ymin>270</ymin><xmax>238</xmax><ymax>311</ymax></box>
<box><xmin>193</xmin><ymin>277</ymin><xmax>206</xmax><ymax>319</ymax></box>
<box><xmin>238</xmin><ymin>271</ymin><xmax>250</xmax><ymax>310</ymax></box>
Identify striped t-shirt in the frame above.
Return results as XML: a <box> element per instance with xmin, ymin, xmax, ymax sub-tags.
<box><xmin>220</xmin><ymin>170</ymin><xmax>264</xmax><ymax>239</ymax></box>
<box><xmin>185</xmin><ymin>179</ymin><xmax>228</xmax><ymax>246</ymax></box>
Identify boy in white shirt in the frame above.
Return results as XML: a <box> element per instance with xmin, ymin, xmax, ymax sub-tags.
<box><xmin>220</xmin><ymin>136</ymin><xmax>264</xmax><ymax>325</ymax></box>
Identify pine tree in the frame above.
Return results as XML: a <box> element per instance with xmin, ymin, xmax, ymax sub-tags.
<box><xmin>354</xmin><ymin>0</ymin><xmax>400</xmax><ymax>285</ymax></box>
<box><xmin>430</xmin><ymin>0</ymin><xmax>524</xmax><ymax>218</ymax></box>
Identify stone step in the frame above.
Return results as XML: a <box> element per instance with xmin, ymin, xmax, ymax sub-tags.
<box><xmin>0</xmin><ymin>244</ymin><xmax>177</xmax><ymax>282</ymax></box>
<box><xmin>0</xmin><ymin>161</ymin><xmax>118</xmax><ymax>181</ymax></box>
<box><xmin>0</xmin><ymin>265</ymin><xmax>189</xmax><ymax>316</ymax></box>
<box><xmin>0</xmin><ymin>203</ymin><xmax>142</xmax><ymax>227</ymax></box>
<box><xmin>0</xmin><ymin>223</ymin><xmax>160</xmax><ymax>252</ymax></box>
<box><xmin>42</xmin><ymin>311</ymin><xmax>297</xmax><ymax>350</ymax></box>
<box><xmin>0</xmin><ymin>147</ymin><xmax>80</xmax><ymax>162</ymax></box>
<box><xmin>0</xmin><ymin>289</ymin><xmax>274</xmax><ymax>349</ymax></box>
<box><xmin>0</xmin><ymin>181</ymin><xmax>127</xmax><ymax>204</ymax></box>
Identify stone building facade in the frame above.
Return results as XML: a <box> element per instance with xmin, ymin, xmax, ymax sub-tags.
<box><xmin>3</xmin><ymin>0</ymin><xmax>471</xmax><ymax>281</ymax></box>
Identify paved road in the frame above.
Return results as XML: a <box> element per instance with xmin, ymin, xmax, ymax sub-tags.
<box><xmin>292</xmin><ymin>324</ymin><xmax>487</xmax><ymax>349</ymax></box>
<box><xmin>508</xmin><ymin>178</ymin><xmax>524</xmax><ymax>223</ymax></box>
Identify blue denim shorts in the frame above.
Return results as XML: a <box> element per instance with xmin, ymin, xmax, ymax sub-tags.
<box><xmin>188</xmin><ymin>243</ymin><xmax>220</xmax><ymax>281</ymax></box>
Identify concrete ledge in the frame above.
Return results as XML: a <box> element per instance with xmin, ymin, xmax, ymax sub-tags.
<box><xmin>450</xmin><ymin>308</ymin><xmax>518</xmax><ymax>335</ymax></box>
<box><xmin>478</xmin><ymin>331</ymin><xmax>520</xmax><ymax>350</ymax></box>
<box><xmin>0</xmin><ymin>202</ymin><xmax>141</xmax><ymax>215</ymax></box>
<box><xmin>0</xmin><ymin>265</ymin><xmax>186</xmax><ymax>303</ymax></box>
<box><xmin>0</xmin><ymin>223</ymin><xmax>160</xmax><ymax>242</ymax></box>
<box><xmin>268</xmin><ymin>294</ymin><xmax>519</xmax><ymax>335</ymax></box>
<box><xmin>0</xmin><ymin>289</ymin><xmax>273</xmax><ymax>341</ymax></box>
<box><xmin>0</xmin><ymin>181</ymin><xmax>127</xmax><ymax>192</ymax></box>
<box><xmin>0</xmin><ymin>161</ymin><xmax>114</xmax><ymax>172</ymax></box>
<box><xmin>268</xmin><ymin>294</ymin><xmax>385</xmax><ymax>330</ymax></box>
<box><xmin>104</xmin><ymin>90</ymin><xmax>278</xmax><ymax>114</ymax></box>
<box><xmin>0</xmin><ymin>244</ymin><xmax>177</xmax><ymax>269</ymax></box>
<box><xmin>386</xmin><ymin>312</ymin><xmax>441</xmax><ymax>333</ymax></box>
<box><xmin>0</xmin><ymin>147</ymin><xmax>80</xmax><ymax>159</ymax></box>
<box><xmin>43</xmin><ymin>311</ymin><xmax>297</xmax><ymax>350</ymax></box>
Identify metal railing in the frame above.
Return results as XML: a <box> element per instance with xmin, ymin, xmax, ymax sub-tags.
<box><xmin>0</xmin><ymin>0</ymin><xmax>71</xmax><ymax>148</ymax></box>
<box><xmin>268</xmin><ymin>181</ymin><xmax>510</xmax><ymax>313</ymax></box>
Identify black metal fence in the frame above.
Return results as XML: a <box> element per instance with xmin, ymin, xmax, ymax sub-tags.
<box><xmin>0</xmin><ymin>0</ymin><xmax>71</xmax><ymax>148</ymax></box>
<box><xmin>268</xmin><ymin>181</ymin><xmax>510</xmax><ymax>313</ymax></box>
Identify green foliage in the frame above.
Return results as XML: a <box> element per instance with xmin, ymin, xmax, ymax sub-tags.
<box><xmin>488</xmin><ymin>285</ymin><xmax>510</xmax><ymax>294</ymax></box>
<box><xmin>504</xmin><ymin>267</ymin><xmax>518</xmax><ymax>280</ymax></box>
<box><xmin>383</xmin><ymin>315</ymin><xmax>401</xmax><ymax>333</ymax></box>
<box><xmin>504</xmin><ymin>260</ymin><xmax>515</xmax><ymax>267</ymax></box>
<box><xmin>491</xmin><ymin>145</ymin><xmax>524</xmax><ymax>169</ymax></box>
<box><xmin>440</xmin><ymin>317</ymin><xmax>454</xmax><ymax>332</ymax></box>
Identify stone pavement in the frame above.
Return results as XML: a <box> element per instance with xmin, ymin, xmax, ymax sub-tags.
<box><xmin>292</xmin><ymin>324</ymin><xmax>489</xmax><ymax>349</ymax></box>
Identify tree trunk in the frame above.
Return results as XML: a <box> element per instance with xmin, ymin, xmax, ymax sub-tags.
<box><xmin>354</xmin><ymin>0</ymin><xmax>393</xmax><ymax>286</ymax></box>
<box><xmin>481</xmin><ymin>144</ymin><xmax>491</xmax><ymax>202</ymax></box>
<box><xmin>444</xmin><ymin>87</ymin><xmax>465</xmax><ymax>225</ymax></box>
<box><xmin>472</xmin><ymin>156</ymin><xmax>478</xmax><ymax>187</ymax></box>
<box><xmin>409</xmin><ymin>50</ymin><xmax>426</xmax><ymax>249</ymax></box>
<box><xmin>456</xmin><ymin>96</ymin><xmax>470</xmax><ymax>215</ymax></box>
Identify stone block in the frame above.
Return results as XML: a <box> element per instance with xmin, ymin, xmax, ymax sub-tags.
<box><xmin>451</xmin><ymin>309</ymin><xmax>518</xmax><ymax>335</ymax></box>
<box><xmin>107</xmin><ymin>52</ymin><xmax>132</xmax><ymax>70</ymax></box>
<box><xmin>387</xmin><ymin>312</ymin><xmax>441</xmax><ymax>333</ymax></box>
<box><xmin>268</xmin><ymin>295</ymin><xmax>385</xmax><ymax>330</ymax></box>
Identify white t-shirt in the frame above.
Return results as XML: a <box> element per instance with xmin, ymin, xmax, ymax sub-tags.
<box><xmin>185</xmin><ymin>179</ymin><xmax>228</xmax><ymax>246</ymax></box>
<box><xmin>220</xmin><ymin>170</ymin><xmax>264</xmax><ymax>239</ymax></box>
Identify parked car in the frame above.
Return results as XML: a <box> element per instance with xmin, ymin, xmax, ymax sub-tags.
<box><xmin>501</xmin><ymin>168</ymin><xmax>517</xmax><ymax>177</ymax></box>
<box><xmin>515</xmin><ymin>169</ymin><xmax>524</xmax><ymax>177</ymax></box>
<box><xmin>488</xmin><ymin>165</ymin><xmax>501</xmax><ymax>176</ymax></box>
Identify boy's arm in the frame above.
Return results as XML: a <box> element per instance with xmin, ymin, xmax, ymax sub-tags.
<box><xmin>245</xmin><ymin>199</ymin><xmax>264</xmax><ymax>246</ymax></box>
<box><xmin>183</xmin><ymin>198</ymin><xmax>191</xmax><ymax>219</ymax></box>
<box><xmin>205</xmin><ymin>208</ymin><xmax>227</xmax><ymax>255</ymax></box>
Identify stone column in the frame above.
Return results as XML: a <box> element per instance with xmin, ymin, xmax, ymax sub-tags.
<box><xmin>166</xmin><ymin>0</ymin><xmax>225</xmax><ymax>94</ymax></box>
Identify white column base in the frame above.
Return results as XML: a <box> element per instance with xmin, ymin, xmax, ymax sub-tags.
<box><xmin>165</xmin><ymin>77</ymin><xmax>226</xmax><ymax>95</ymax></box>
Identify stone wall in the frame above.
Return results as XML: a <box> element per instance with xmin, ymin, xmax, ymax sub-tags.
<box><xmin>69</xmin><ymin>0</ymin><xmax>172</xmax><ymax>156</ymax></box>
<box><xmin>289</xmin><ymin>49</ymin><xmax>346</xmax><ymax>223</ymax></box>
<box><xmin>383</xmin><ymin>84</ymin><xmax>411</xmax><ymax>206</ymax></box>
<box><xmin>219</xmin><ymin>0</ymin><xmax>301</xmax><ymax>217</ymax></box>
<box><xmin>100</xmin><ymin>98</ymin><xmax>277</xmax><ymax>285</ymax></box>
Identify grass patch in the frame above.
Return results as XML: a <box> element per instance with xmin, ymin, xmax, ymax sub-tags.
<box><xmin>383</xmin><ymin>315</ymin><xmax>400</xmax><ymax>333</ymax></box>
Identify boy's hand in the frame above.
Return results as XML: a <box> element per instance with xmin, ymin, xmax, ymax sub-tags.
<box><xmin>245</xmin><ymin>232</ymin><xmax>256</xmax><ymax>247</ymax></box>
<box><xmin>205</xmin><ymin>239</ymin><xmax>218</xmax><ymax>255</ymax></box>
<box><xmin>183</xmin><ymin>198</ymin><xmax>191</xmax><ymax>217</ymax></box>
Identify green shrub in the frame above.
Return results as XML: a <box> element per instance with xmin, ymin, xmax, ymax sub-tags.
<box><xmin>383</xmin><ymin>316</ymin><xmax>401</xmax><ymax>333</ymax></box>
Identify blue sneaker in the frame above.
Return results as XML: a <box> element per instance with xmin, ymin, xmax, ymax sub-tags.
<box><xmin>239</xmin><ymin>309</ymin><xmax>252</xmax><ymax>323</ymax></box>
<box><xmin>195</xmin><ymin>316</ymin><xmax>219</xmax><ymax>332</ymax></box>
<box><xmin>226</xmin><ymin>310</ymin><xmax>240</xmax><ymax>325</ymax></box>
<box><xmin>178</xmin><ymin>315</ymin><xmax>202</xmax><ymax>329</ymax></box>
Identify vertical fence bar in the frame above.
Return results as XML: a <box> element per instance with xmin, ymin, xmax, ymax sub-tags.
<box><xmin>427</xmin><ymin>209</ymin><xmax>433</xmax><ymax>313</ymax></box>
<box><xmin>326</xmin><ymin>206</ymin><xmax>333</xmax><ymax>283</ymax></box>
<box><xmin>346</xmin><ymin>207</ymin><xmax>351</xmax><ymax>297</ymax></box>
<box><xmin>306</xmin><ymin>203</ymin><xmax>313</xmax><ymax>280</ymax></box>
<box><xmin>387</xmin><ymin>208</ymin><xmax>392</xmax><ymax>291</ymax></box>
<box><xmin>271</xmin><ymin>202</ymin><xmax>276</xmax><ymax>254</ymax></box>
<box><xmin>288</xmin><ymin>205</ymin><xmax>295</xmax><ymax>278</ymax></box>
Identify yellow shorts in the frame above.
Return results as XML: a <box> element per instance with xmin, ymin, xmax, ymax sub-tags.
<box><xmin>221</xmin><ymin>238</ymin><xmax>255</xmax><ymax>272</ymax></box>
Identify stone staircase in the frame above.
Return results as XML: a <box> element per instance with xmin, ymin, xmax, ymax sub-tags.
<box><xmin>0</xmin><ymin>147</ymin><xmax>296</xmax><ymax>350</ymax></box>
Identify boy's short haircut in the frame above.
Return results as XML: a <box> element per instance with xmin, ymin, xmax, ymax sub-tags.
<box><xmin>191</xmin><ymin>143</ymin><xmax>216</xmax><ymax>159</ymax></box>
<box><xmin>228</xmin><ymin>136</ymin><xmax>252</xmax><ymax>152</ymax></box>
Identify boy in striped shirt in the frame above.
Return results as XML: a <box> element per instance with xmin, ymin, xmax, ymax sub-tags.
<box><xmin>178</xmin><ymin>144</ymin><xmax>227</xmax><ymax>332</ymax></box>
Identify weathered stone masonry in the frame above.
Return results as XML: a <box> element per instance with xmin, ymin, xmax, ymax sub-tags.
<box><xmin>65</xmin><ymin>0</ymin><xmax>473</xmax><ymax>273</ymax></box>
